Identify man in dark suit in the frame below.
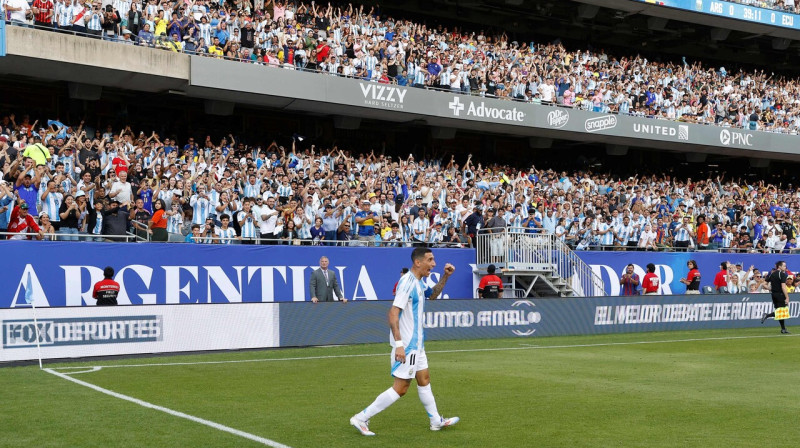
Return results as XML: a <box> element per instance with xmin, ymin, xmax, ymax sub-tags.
<box><xmin>309</xmin><ymin>256</ymin><xmax>348</xmax><ymax>303</ymax></box>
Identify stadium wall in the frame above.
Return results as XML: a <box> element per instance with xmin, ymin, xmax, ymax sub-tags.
<box><xmin>2</xmin><ymin>295</ymin><xmax>795</xmax><ymax>362</ymax></box>
<box><xmin>4</xmin><ymin>243</ymin><xmax>800</xmax><ymax>308</ymax></box>
<box><xmin>1</xmin><ymin>241</ymin><xmax>478</xmax><ymax>308</ymax></box>
<box><xmin>1</xmin><ymin>26</ymin><xmax>798</xmax><ymax>160</ymax></box>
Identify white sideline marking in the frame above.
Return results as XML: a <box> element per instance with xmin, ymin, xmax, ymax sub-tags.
<box><xmin>44</xmin><ymin>368</ymin><xmax>293</xmax><ymax>448</ymax></box>
<box><xmin>53</xmin><ymin>333</ymin><xmax>797</xmax><ymax>372</ymax></box>
<box><xmin>517</xmin><ymin>333</ymin><xmax>797</xmax><ymax>349</ymax></box>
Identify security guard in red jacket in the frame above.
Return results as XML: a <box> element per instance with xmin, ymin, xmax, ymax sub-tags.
<box><xmin>478</xmin><ymin>264</ymin><xmax>504</xmax><ymax>298</ymax></box>
<box><xmin>92</xmin><ymin>266</ymin><xmax>120</xmax><ymax>306</ymax></box>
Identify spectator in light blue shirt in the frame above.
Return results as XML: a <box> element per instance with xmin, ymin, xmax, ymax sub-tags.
<box><xmin>185</xmin><ymin>224</ymin><xmax>201</xmax><ymax>243</ymax></box>
<box><xmin>0</xmin><ymin>181</ymin><xmax>14</xmax><ymax>231</ymax></box>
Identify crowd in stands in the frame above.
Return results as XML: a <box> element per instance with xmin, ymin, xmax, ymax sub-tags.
<box><xmin>726</xmin><ymin>0</ymin><xmax>800</xmax><ymax>14</ymax></box>
<box><xmin>4</xmin><ymin>1</ymin><xmax>800</xmax><ymax>134</ymax></box>
<box><xmin>1</xmin><ymin>113</ymin><xmax>799</xmax><ymax>253</ymax></box>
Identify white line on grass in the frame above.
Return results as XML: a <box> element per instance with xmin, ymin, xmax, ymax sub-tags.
<box><xmin>54</xmin><ymin>332</ymin><xmax>797</xmax><ymax>373</ymax></box>
<box><xmin>44</xmin><ymin>368</ymin><xmax>293</xmax><ymax>448</ymax></box>
<box><xmin>517</xmin><ymin>333</ymin><xmax>798</xmax><ymax>349</ymax></box>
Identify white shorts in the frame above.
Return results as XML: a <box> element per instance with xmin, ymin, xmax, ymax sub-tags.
<box><xmin>390</xmin><ymin>347</ymin><xmax>429</xmax><ymax>379</ymax></box>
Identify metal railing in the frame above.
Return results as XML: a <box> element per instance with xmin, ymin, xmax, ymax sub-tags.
<box><xmin>0</xmin><ymin>229</ymin><xmax>466</xmax><ymax>247</ymax></box>
<box><xmin>570</xmin><ymin>243</ymin><xmax>800</xmax><ymax>254</ymax></box>
<box><xmin>0</xmin><ymin>231</ymin><xmax>136</xmax><ymax>242</ymax></box>
<box><xmin>476</xmin><ymin>227</ymin><xmax>605</xmax><ymax>297</ymax></box>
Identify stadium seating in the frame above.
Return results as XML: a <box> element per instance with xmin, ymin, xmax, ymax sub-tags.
<box><xmin>8</xmin><ymin>0</ymin><xmax>800</xmax><ymax>135</ymax></box>
<box><xmin>1</xmin><ymin>2</ymin><xmax>799</xmax><ymax>251</ymax></box>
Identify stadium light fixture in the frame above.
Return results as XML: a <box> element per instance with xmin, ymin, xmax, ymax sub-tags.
<box><xmin>577</xmin><ymin>4</ymin><xmax>599</xmax><ymax>20</ymax></box>
<box><xmin>709</xmin><ymin>28</ymin><xmax>730</xmax><ymax>41</ymax></box>
<box><xmin>646</xmin><ymin>17</ymin><xmax>669</xmax><ymax>31</ymax></box>
<box><xmin>772</xmin><ymin>38</ymin><xmax>791</xmax><ymax>51</ymax></box>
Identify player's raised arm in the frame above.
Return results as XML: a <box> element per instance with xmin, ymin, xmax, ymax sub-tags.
<box><xmin>429</xmin><ymin>263</ymin><xmax>455</xmax><ymax>300</ymax></box>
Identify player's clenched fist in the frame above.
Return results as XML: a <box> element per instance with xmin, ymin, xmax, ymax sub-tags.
<box><xmin>443</xmin><ymin>263</ymin><xmax>455</xmax><ymax>276</ymax></box>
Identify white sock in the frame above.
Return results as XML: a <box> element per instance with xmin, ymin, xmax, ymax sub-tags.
<box><xmin>417</xmin><ymin>384</ymin><xmax>440</xmax><ymax>422</ymax></box>
<box><xmin>361</xmin><ymin>387</ymin><xmax>401</xmax><ymax>420</ymax></box>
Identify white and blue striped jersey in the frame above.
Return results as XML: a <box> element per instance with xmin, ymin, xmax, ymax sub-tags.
<box><xmin>412</xmin><ymin>217</ymin><xmax>429</xmax><ymax>241</ymax></box>
<box><xmin>722</xmin><ymin>230</ymin><xmax>734</xmax><ymax>248</ymax></box>
<box><xmin>167</xmin><ymin>212</ymin><xmax>183</xmax><ymax>234</ymax></box>
<box><xmin>189</xmin><ymin>195</ymin><xmax>211</xmax><ymax>224</ymax></box>
<box><xmin>238</xmin><ymin>210</ymin><xmax>258</xmax><ymax>238</ymax></box>
<box><xmin>617</xmin><ymin>224</ymin><xmax>632</xmax><ymax>245</ymax></box>
<box><xmin>57</xmin><ymin>2</ymin><xmax>73</xmax><ymax>27</ymax></box>
<box><xmin>42</xmin><ymin>192</ymin><xmax>62</xmax><ymax>223</ymax></box>
<box><xmin>391</xmin><ymin>272</ymin><xmax>432</xmax><ymax>353</ymax></box>
<box><xmin>90</xmin><ymin>211</ymin><xmax>103</xmax><ymax>235</ymax></box>
<box><xmin>215</xmin><ymin>226</ymin><xmax>237</xmax><ymax>244</ymax></box>
<box><xmin>277</xmin><ymin>184</ymin><xmax>292</xmax><ymax>198</ymax></box>
<box><xmin>674</xmin><ymin>224</ymin><xmax>691</xmax><ymax>242</ymax></box>
<box><xmin>87</xmin><ymin>12</ymin><xmax>103</xmax><ymax>31</ymax></box>
<box><xmin>207</xmin><ymin>190</ymin><xmax>220</xmax><ymax>213</ymax></box>
<box><xmin>243</xmin><ymin>181</ymin><xmax>261</xmax><ymax>198</ymax></box>
<box><xmin>428</xmin><ymin>228</ymin><xmax>443</xmax><ymax>244</ymax></box>
<box><xmin>598</xmin><ymin>222</ymin><xmax>614</xmax><ymax>245</ymax></box>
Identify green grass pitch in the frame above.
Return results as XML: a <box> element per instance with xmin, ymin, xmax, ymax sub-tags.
<box><xmin>2</xmin><ymin>327</ymin><xmax>797</xmax><ymax>448</ymax></box>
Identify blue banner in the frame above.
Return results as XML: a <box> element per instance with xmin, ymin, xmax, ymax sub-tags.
<box><xmin>577</xmin><ymin>251</ymin><xmax>800</xmax><ymax>296</ymax></box>
<box><xmin>279</xmin><ymin>295</ymin><xmax>799</xmax><ymax>346</ymax></box>
<box><xmin>1</xmin><ymin>242</ymin><xmax>476</xmax><ymax>308</ymax></box>
<box><xmin>0</xmin><ymin>20</ymin><xmax>5</xmax><ymax>58</ymax></box>
<box><xmin>634</xmin><ymin>0</ymin><xmax>800</xmax><ymax>30</ymax></box>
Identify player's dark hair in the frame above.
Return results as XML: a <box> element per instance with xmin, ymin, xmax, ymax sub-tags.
<box><xmin>776</xmin><ymin>260</ymin><xmax>785</xmax><ymax>269</ymax></box>
<box><xmin>720</xmin><ymin>262</ymin><xmax>727</xmax><ymax>270</ymax></box>
<box><xmin>688</xmin><ymin>260</ymin><xmax>697</xmax><ymax>269</ymax></box>
<box><xmin>401</xmin><ymin>267</ymin><xmax>409</xmax><ymax>274</ymax></box>
<box><xmin>487</xmin><ymin>264</ymin><xmax>496</xmax><ymax>274</ymax></box>
<box><xmin>647</xmin><ymin>263</ymin><xmax>655</xmax><ymax>273</ymax></box>
<box><xmin>103</xmin><ymin>266</ymin><xmax>114</xmax><ymax>279</ymax></box>
<box><xmin>411</xmin><ymin>247</ymin><xmax>432</xmax><ymax>263</ymax></box>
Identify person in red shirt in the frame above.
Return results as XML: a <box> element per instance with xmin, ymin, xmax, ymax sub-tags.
<box><xmin>713</xmin><ymin>262</ymin><xmax>728</xmax><ymax>293</ymax></box>
<box><xmin>92</xmin><ymin>267</ymin><xmax>120</xmax><ymax>306</ymax></box>
<box><xmin>32</xmin><ymin>0</ymin><xmax>54</xmax><ymax>28</ymax></box>
<box><xmin>642</xmin><ymin>263</ymin><xmax>660</xmax><ymax>295</ymax></box>
<box><xmin>695</xmin><ymin>214</ymin><xmax>710</xmax><ymax>250</ymax></box>
<box><xmin>7</xmin><ymin>202</ymin><xmax>44</xmax><ymax>240</ymax></box>
<box><xmin>477</xmin><ymin>264</ymin><xmax>503</xmax><ymax>298</ymax></box>
<box><xmin>316</xmin><ymin>40</ymin><xmax>331</xmax><ymax>63</ymax></box>
<box><xmin>112</xmin><ymin>151</ymin><xmax>129</xmax><ymax>176</ymax></box>
<box><xmin>680</xmin><ymin>259</ymin><xmax>701</xmax><ymax>294</ymax></box>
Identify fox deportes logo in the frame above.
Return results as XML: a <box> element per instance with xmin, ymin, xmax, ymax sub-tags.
<box><xmin>422</xmin><ymin>300</ymin><xmax>541</xmax><ymax>336</ymax></box>
<box><xmin>3</xmin><ymin>316</ymin><xmax>163</xmax><ymax>348</ymax></box>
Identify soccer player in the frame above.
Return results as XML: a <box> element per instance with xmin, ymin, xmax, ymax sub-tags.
<box><xmin>350</xmin><ymin>248</ymin><xmax>459</xmax><ymax>436</ymax></box>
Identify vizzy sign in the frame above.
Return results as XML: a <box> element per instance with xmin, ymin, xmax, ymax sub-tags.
<box><xmin>359</xmin><ymin>83</ymin><xmax>407</xmax><ymax>109</ymax></box>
